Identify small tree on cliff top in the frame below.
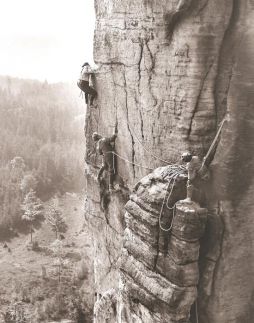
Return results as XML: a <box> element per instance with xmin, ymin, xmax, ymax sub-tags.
<box><xmin>21</xmin><ymin>189</ymin><xmax>43</xmax><ymax>242</ymax></box>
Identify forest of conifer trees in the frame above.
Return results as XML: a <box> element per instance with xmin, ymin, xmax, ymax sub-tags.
<box><xmin>0</xmin><ymin>76</ymin><xmax>85</xmax><ymax>236</ymax></box>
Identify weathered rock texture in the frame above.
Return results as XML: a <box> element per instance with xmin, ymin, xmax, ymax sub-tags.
<box><xmin>118</xmin><ymin>166</ymin><xmax>207</xmax><ymax>322</ymax></box>
<box><xmin>84</xmin><ymin>0</ymin><xmax>254</xmax><ymax>322</ymax></box>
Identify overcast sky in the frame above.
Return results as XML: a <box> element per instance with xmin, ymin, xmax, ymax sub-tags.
<box><xmin>0</xmin><ymin>0</ymin><xmax>95</xmax><ymax>82</ymax></box>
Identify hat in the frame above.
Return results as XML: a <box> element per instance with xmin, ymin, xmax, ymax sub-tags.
<box><xmin>82</xmin><ymin>62</ymin><xmax>89</xmax><ymax>67</ymax></box>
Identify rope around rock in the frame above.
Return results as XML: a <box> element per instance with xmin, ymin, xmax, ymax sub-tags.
<box><xmin>158</xmin><ymin>169</ymin><xmax>185</xmax><ymax>232</ymax></box>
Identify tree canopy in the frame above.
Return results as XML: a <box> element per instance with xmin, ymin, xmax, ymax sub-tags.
<box><xmin>0</xmin><ymin>76</ymin><xmax>85</xmax><ymax>233</ymax></box>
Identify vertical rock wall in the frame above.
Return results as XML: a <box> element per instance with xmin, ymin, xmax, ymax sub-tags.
<box><xmin>198</xmin><ymin>3</ymin><xmax>254</xmax><ymax>323</ymax></box>
<box><xmin>84</xmin><ymin>0</ymin><xmax>254</xmax><ymax>322</ymax></box>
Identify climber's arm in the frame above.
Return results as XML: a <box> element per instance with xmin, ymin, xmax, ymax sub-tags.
<box><xmin>109</xmin><ymin>134</ymin><xmax>117</xmax><ymax>143</ymax></box>
<box><xmin>97</xmin><ymin>142</ymin><xmax>103</xmax><ymax>155</ymax></box>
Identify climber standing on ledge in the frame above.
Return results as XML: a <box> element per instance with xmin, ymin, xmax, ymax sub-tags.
<box><xmin>77</xmin><ymin>62</ymin><xmax>97</xmax><ymax>106</ymax></box>
<box><xmin>92</xmin><ymin>132</ymin><xmax>117</xmax><ymax>192</ymax></box>
<box><xmin>181</xmin><ymin>152</ymin><xmax>209</xmax><ymax>202</ymax></box>
<box><xmin>181</xmin><ymin>116</ymin><xmax>228</xmax><ymax>202</ymax></box>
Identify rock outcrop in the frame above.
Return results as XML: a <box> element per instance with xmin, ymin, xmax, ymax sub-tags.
<box><xmin>119</xmin><ymin>166</ymin><xmax>207</xmax><ymax>322</ymax></box>
<box><xmin>84</xmin><ymin>1</ymin><xmax>254</xmax><ymax>322</ymax></box>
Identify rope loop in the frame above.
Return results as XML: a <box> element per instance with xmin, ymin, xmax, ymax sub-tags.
<box><xmin>158</xmin><ymin>171</ymin><xmax>183</xmax><ymax>232</ymax></box>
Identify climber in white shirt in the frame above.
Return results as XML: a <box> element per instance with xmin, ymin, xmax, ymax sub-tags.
<box><xmin>77</xmin><ymin>62</ymin><xmax>97</xmax><ymax>106</ymax></box>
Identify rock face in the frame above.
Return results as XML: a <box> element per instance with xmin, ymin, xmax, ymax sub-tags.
<box><xmin>119</xmin><ymin>166</ymin><xmax>207</xmax><ymax>322</ymax></box>
<box><xmin>84</xmin><ymin>0</ymin><xmax>254</xmax><ymax>322</ymax></box>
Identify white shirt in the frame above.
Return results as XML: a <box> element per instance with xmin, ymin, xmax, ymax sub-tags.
<box><xmin>80</xmin><ymin>65</ymin><xmax>93</xmax><ymax>81</ymax></box>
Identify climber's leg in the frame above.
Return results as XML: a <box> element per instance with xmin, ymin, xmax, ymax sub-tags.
<box><xmin>186</xmin><ymin>179</ymin><xmax>195</xmax><ymax>202</ymax></box>
<box><xmin>103</xmin><ymin>152</ymin><xmax>115</xmax><ymax>191</ymax></box>
<box><xmin>82</xmin><ymin>82</ymin><xmax>97</xmax><ymax>105</ymax></box>
<box><xmin>85</xmin><ymin>93</ymin><xmax>89</xmax><ymax>104</ymax></box>
<box><xmin>97</xmin><ymin>165</ymin><xmax>106</xmax><ymax>183</ymax></box>
<box><xmin>108</xmin><ymin>168</ymin><xmax>114</xmax><ymax>191</ymax></box>
<box><xmin>89</xmin><ymin>87</ymin><xmax>97</xmax><ymax>105</ymax></box>
<box><xmin>77</xmin><ymin>80</ymin><xmax>97</xmax><ymax>105</ymax></box>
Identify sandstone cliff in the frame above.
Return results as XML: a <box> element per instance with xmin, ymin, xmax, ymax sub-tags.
<box><xmin>84</xmin><ymin>1</ymin><xmax>254</xmax><ymax>322</ymax></box>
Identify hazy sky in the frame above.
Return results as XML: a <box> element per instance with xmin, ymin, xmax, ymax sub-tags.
<box><xmin>0</xmin><ymin>0</ymin><xmax>95</xmax><ymax>82</ymax></box>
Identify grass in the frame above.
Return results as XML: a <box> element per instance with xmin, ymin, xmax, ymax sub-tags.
<box><xmin>0</xmin><ymin>193</ymin><xmax>94</xmax><ymax>322</ymax></box>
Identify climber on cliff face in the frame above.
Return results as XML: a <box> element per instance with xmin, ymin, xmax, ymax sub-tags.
<box><xmin>77</xmin><ymin>62</ymin><xmax>97</xmax><ymax>106</ymax></box>
<box><xmin>92</xmin><ymin>132</ymin><xmax>117</xmax><ymax>192</ymax></box>
<box><xmin>181</xmin><ymin>152</ymin><xmax>209</xmax><ymax>202</ymax></box>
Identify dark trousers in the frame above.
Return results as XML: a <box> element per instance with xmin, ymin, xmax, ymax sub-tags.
<box><xmin>77</xmin><ymin>80</ymin><xmax>97</xmax><ymax>104</ymax></box>
<box><xmin>98</xmin><ymin>152</ymin><xmax>115</xmax><ymax>188</ymax></box>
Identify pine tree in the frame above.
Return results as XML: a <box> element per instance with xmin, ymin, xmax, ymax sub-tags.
<box><xmin>10</xmin><ymin>157</ymin><xmax>25</xmax><ymax>183</ymax></box>
<box><xmin>46</xmin><ymin>203</ymin><xmax>67</xmax><ymax>239</ymax></box>
<box><xmin>20</xmin><ymin>173</ymin><xmax>37</xmax><ymax>194</ymax></box>
<box><xmin>50</xmin><ymin>239</ymin><xmax>67</xmax><ymax>283</ymax></box>
<box><xmin>21</xmin><ymin>189</ymin><xmax>43</xmax><ymax>242</ymax></box>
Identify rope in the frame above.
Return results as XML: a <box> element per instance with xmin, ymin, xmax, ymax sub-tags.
<box><xmin>157</xmin><ymin>118</ymin><xmax>227</xmax><ymax>232</ymax></box>
<box><xmin>106</xmin><ymin>147</ymin><xmax>186</xmax><ymax>233</ymax></box>
<box><xmin>166</xmin><ymin>176</ymin><xmax>177</xmax><ymax>207</ymax></box>
<box><xmin>158</xmin><ymin>167</ymin><xmax>187</xmax><ymax>232</ymax></box>
<box><xmin>202</xmin><ymin>116</ymin><xmax>227</xmax><ymax>168</ymax></box>
<box><xmin>112</xmin><ymin>150</ymin><xmax>115</xmax><ymax>174</ymax></box>
<box><xmin>113</xmin><ymin>151</ymin><xmax>154</xmax><ymax>171</ymax></box>
<box><xmin>127</xmin><ymin>116</ymin><xmax>226</xmax><ymax>168</ymax></box>
<box><xmin>161</xmin><ymin>202</ymin><xmax>177</xmax><ymax>232</ymax></box>
<box><xmin>158</xmin><ymin>174</ymin><xmax>179</xmax><ymax>232</ymax></box>
<box><xmin>158</xmin><ymin>179</ymin><xmax>173</xmax><ymax>232</ymax></box>
<box><xmin>126</xmin><ymin>121</ymin><xmax>174</xmax><ymax>165</ymax></box>
<box><xmin>196</xmin><ymin>300</ymin><xmax>199</xmax><ymax>323</ymax></box>
<box><xmin>105</xmin><ymin>151</ymin><xmax>154</xmax><ymax>171</ymax></box>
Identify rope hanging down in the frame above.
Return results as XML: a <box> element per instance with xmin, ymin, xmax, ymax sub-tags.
<box><xmin>195</xmin><ymin>300</ymin><xmax>199</xmax><ymax>323</ymax></box>
<box><xmin>158</xmin><ymin>169</ymin><xmax>185</xmax><ymax>232</ymax></box>
<box><xmin>158</xmin><ymin>177</ymin><xmax>176</xmax><ymax>232</ymax></box>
